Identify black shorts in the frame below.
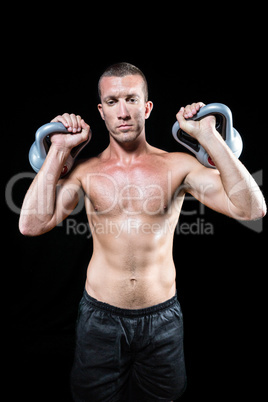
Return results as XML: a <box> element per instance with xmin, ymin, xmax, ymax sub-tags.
<box><xmin>71</xmin><ymin>290</ymin><xmax>187</xmax><ymax>402</ymax></box>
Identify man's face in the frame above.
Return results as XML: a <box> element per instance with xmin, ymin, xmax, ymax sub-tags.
<box><xmin>98</xmin><ymin>75</ymin><xmax>153</xmax><ymax>144</ymax></box>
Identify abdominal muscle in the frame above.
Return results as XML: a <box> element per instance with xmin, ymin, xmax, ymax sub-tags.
<box><xmin>85</xmin><ymin>217</ymin><xmax>177</xmax><ymax>309</ymax></box>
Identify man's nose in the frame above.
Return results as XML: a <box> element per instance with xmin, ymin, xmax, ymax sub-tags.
<box><xmin>117</xmin><ymin>100</ymin><xmax>130</xmax><ymax>119</ymax></box>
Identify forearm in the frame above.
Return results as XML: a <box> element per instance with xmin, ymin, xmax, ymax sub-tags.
<box><xmin>19</xmin><ymin>146</ymin><xmax>70</xmax><ymax>235</ymax></box>
<box><xmin>201</xmin><ymin>129</ymin><xmax>266</xmax><ymax>220</ymax></box>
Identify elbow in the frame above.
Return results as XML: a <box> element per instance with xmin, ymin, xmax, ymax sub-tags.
<box><xmin>259</xmin><ymin>204</ymin><xmax>267</xmax><ymax>219</ymax></box>
<box><xmin>19</xmin><ymin>227</ymin><xmax>34</xmax><ymax>237</ymax></box>
<box><xmin>19</xmin><ymin>221</ymin><xmax>35</xmax><ymax>237</ymax></box>
<box><xmin>19</xmin><ymin>217</ymin><xmax>44</xmax><ymax>237</ymax></box>
<box><xmin>239</xmin><ymin>205</ymin><xmax>267</xmax><ymax>221</ymax></box>
<box><xmin>251</xmin><ymin>199</ymin><xmax>267</xmax><ymax>221</ymax></box>
<box><xmin>19</xmin><ymin>217</ymin><xmax>29</xmax><ymax>236</ymax></box>
<box><xmin>237</xmin><ymin>193</ymin><xmax>267</xmax><ymax>221</ymax></box>
<box><xmin>248</xmin><ymin>209</ymin><xmax>266</xmax><ymax>221</ymax></box>
<box><xmin>252</xmin><ymin>193</ymin><xmax>267</xmax><ymax>220</ymax></box>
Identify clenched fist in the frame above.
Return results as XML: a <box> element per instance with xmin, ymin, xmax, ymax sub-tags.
<box><xmin>50</xmin><ymin>113</ymin><xmax>91</xmax><ymax>151</ymax></box>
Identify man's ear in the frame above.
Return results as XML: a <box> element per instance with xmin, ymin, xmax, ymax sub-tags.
<box><xmin>145</xmin><ymin>101</ymin><xmax>153</xmax><ymax>119</ymax></box>
<box><xmin>98</xmin><ymin>104</ymin><xmax>105</xmax><ymax>120</ymax></box>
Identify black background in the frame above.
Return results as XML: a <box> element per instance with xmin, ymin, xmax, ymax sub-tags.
<box><xmin>5</xmin><ymin>7</ymin><xmax>267</xmax><ymax>402</ymax></box>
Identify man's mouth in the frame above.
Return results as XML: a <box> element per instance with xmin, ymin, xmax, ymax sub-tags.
<box><xmin>118</xmin><ymin>124</ymin><xmax>133</xmax><ymax>130</ymax></box>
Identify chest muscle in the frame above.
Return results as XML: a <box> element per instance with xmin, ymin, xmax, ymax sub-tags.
<box><xmin>82</xmin><ymin>164</ymin><xmax>177</xmax><ymax>217</ymax></box>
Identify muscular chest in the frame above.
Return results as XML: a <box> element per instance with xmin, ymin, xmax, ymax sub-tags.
<box><xmin>83</xmin><ymin>163</ymin><xmax>177</xmax><ymax>217</ymax></box>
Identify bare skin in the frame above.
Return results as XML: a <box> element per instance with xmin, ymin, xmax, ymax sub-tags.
<box><xmin>19</xmin><ymin>75</ymin><xmax>266</xmax><ymax>309</ymax></box>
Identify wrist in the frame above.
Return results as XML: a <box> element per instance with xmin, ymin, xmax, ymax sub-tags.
<box><xmin>49</xmin><ymin>142</ymin><xmax>72</xmax><ymax>156</ymax></box>
<box><xmin>41</xmin><ymin>144</ymin><xmax>71</xmax><ymax>177</ymax></box>
<box><xmin>197</xmin><ymin>127</ymin><xmax>224</xmax><ymax>147</ymax></box>
<box><xmin>199</xmin><ymin>128</ymin><xmax>236</xmax><ymax>169</ymax></box>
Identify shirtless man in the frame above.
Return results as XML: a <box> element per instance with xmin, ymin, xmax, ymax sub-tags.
<box><xmin>19</xmin><ymin>63</ymin><xmax>266</xmax><ymax>401</ymax></box>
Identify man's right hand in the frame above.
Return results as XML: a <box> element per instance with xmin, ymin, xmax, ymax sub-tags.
<box><xmin>50</xmin><ymin>113</ymin><xmax>91</xmax><ymax>151</ymax></box>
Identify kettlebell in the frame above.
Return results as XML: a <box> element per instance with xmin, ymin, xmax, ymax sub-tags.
<box><xmin>172</xmin><ymin>103</ymin><xmax>243</xmax><ymax>168</ymax></box>
<box><xmin>29</xmin><ymin>122</ymin><xmax>91</xmax><ymax>177</ymax></box>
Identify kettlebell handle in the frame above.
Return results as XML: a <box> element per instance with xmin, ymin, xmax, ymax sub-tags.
<box><xmin>172</xmin><ymin>103</ymin><xmax>243</xmax><ymax>168</ymax></box>
<box><xmin>35</xmin><ymin>122</ymin><xmax>69</xmax><ymax>159</ymax></box>
<box><xmin>29</xmin><ymin>122</ymin><xmax>91</xmax><ymax>177</ymax></box>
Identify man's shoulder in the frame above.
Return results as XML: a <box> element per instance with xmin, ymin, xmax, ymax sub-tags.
<box><xmin>146</xmin><ymin>145</ymin><xmax>195</xmax><ymax>161</ymax></box>
<box><xmin>159</xmin><ymin>150</ymin><xmax>198</xmax><ymax>165</ymax></box>
<box><xmin>75</xmin><ymin>153</ymin><xmax>104</xmax><ymax>170</ymax></box>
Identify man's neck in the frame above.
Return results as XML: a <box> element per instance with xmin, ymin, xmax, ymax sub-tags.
<box><xmin>106</xmin><ymin>133</ymin><xmax>151</xmax><ymax>164</ymax></box>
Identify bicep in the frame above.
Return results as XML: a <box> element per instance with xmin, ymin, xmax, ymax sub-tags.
<box><xmin>47</xmin><ymin>174</ymin><xmax>83</xmax><ymax>230</ymax></box>
<box><xmin>184</xmin><ymin>166</ymin><xmax>240</xmax><ymax>218</ymax></box>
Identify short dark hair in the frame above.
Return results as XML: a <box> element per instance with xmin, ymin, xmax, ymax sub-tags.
<box><xmin>98</xmin><ymin>62</ymin><xmax>148</xmax><ymax>101</ymax></box>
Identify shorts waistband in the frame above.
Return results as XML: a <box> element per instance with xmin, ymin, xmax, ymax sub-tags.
<box><xmin>83</xmin><ymin>289</ymin><xmax>178</xmax><ymax>318</ymax></box>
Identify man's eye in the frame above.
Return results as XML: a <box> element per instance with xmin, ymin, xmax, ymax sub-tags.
<box><xmin>128</xmin><ymin>98</ymin><xmax>138</xmax><ymax>103</ymax></box>
<box><xmin>107</xmin><ymin>100</ymin><xmax>115</xmax><ymax>106</ymax></box>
